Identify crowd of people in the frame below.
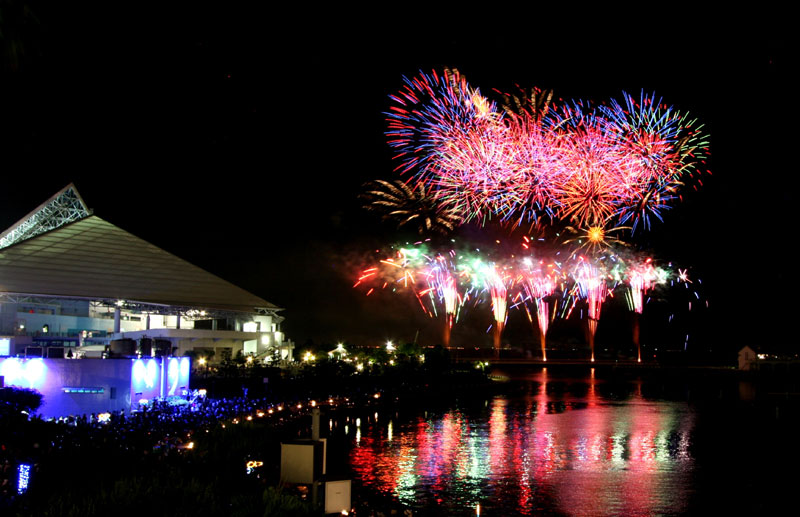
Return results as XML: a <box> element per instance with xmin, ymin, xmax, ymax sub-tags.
<box><xmin>1</xmin><ymin>362</ymin><xmax>464</xmax><ymax>514</ymax></box>
<box><xmin>0</xmin><ymin>391</ymin><xmax>344</xmax><ymax>508</ymax></box>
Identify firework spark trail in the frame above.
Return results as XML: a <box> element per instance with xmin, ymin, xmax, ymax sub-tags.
<box><xmin>486</xmin><ymin>265</ymin><xmax>509</xmax><ymax>354</ymax></box>
<box><xmin>385</xmin><ymin>72</ymin><xmax>708</xmax><ymax>232</ymax></box>
<box><xmin>521</xmin><ymin>258</ymin><xmax>558</xmax><ymax>361</ymax></box>
<box><xmin>424</xmin><ymin>253</ymin><xmax>463</xmax><ymax>346</ymax></box>
<box><xmin>355</xmin><ymin>238</ymin><xmax>703</xmax><ymax>361</ymax></box>
<box><xmin>359</xmin><ymin>180</ymin><xmax>464</xmax><ymax>235</ymax></box>
<box><xmin>385</xmin><ymin>69</ymin><xmax>499</xmax><ymax>180</ymax></box>
<box><xmin>357</xmin><ymin>72</ymin><xmax>708</xmax><ymax>359</ymax></box>
<box><xmin>599</xmin><ymin>91</ymin><xmax>710</xmax><ymax>231</ymax></box>
<box><xmin>432</xmin><ymin>127</ymin><xmax>524</xmax><ymax>223</ymax></box>
<box><xmin>623</xmin><ymin>257</ymin><xmax>661</xmax><ymax>362</ymax></box>
<box><xmin>570</xmin><ymin>257</ymin><xmax>610</xmax><ymax>362</ymax></box>
<box><xmin>625</xmin><ymin>258</ymin><xmax>661</xmax><ymax>315</ymax></box>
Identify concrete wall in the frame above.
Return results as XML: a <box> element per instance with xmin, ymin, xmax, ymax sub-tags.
<box><xmin>173</xmin><ymin>337</ymin><xmax>241</xmax><ymax>359</ymax></box>
<box><xmin>0</xmin><ymin>358</ymin><xmax>133</xmax><ymax>418</ymax></box>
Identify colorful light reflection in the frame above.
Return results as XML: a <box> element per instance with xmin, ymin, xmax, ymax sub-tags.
<box><xmin>349</xmin><ymin>375</ymin><xmax>694</xmax><ymax>515</ymax></box>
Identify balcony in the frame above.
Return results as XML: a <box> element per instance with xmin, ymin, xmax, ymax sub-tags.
<box><xmin>109</xmin><ymin>328</ymin><xmax>264</xmax><ymax>342</ymax></box>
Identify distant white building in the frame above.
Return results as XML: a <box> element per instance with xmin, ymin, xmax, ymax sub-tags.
<box><xmin>0</xmin><ymin>184</ymin><xmax>293</xmax><ymax>363</ymax></box>
<box><xmin>738</xmin><ymin>345</ymin><xmax>756</xmax><ymax>371</ymax></box>
<box><xmin>738</xmin><ymin>345</ymin><xmax>800</xmax><ymax>373</ymax></box>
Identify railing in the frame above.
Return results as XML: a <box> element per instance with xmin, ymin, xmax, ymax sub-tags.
<box><xmin>5</xmin><ymin>330</ymin><xmax>109</xmax><ymax>338</ymax></box>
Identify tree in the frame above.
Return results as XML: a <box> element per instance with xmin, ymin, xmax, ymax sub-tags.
<box><xmin>0</xmin><ymin>386</ymin><xmax>43</xmax><ymax>420</ymax></box>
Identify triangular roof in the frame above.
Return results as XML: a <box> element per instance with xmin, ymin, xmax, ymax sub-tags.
<box><xmin>0</xmin><ymin>183</ymin><xmax>91</xmax><ymax>249</ymax></box>
<box><xmin>0</xmin><ymin>215</ymin><xmax>279</xmax><ymax>314</ymax></box>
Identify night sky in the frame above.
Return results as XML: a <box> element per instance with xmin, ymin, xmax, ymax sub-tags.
<box><xmin>1</xmin><ymin>6</ymin><xmax>794</xmax><ymax>355</ymax></box>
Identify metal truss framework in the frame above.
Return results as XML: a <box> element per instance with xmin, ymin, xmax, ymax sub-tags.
<box><xmin>0</xmin><ymin>293</ymin><xmax>281</xmax><ymax>324</ymax></box>
<box><xmin>0</xmin><ymin>184</ymin><xmax>91</xmax><ymax>249</ymax></box>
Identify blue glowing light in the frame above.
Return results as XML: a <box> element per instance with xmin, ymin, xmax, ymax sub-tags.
<box><xmin>62</xmin><ymin>387</ymin><xmax>104</xmax><ymax>394</ymax></box>
<box><xmin>1</xmin><ymin>357</ymin><xmax>22</xmax><ymax>383</ymax></box>
<box><xmin>17</xmin><ymin>463</ymin><xmax>31</xmax><ymax>494</ymax></box>
<box><xmin>130</xmin><ymin>358</ymin><xmax>161</xmax><ymax>405</ymax></box>
<box><xmin>167</xmin><ymin>358</ymin><xmax>179</xmax><ymax>396</ymax></box>
<box><xmin>180</xmin><ymin>357</ymin><xmax>190</xmax><ymax>380</ymax></box>
<box><xmin>130</xmin><ymin>357</ymin><xmax>190</xmax><ymax>408</ymax></box>
<box><xmin>24</xmin><ymin>358</ymin><xmax>46</xmax><ymax>387</ymax></box>
<box><xmin>132</xmin><ymin>358</ymin><xmax>158</xmax><ymax>388</ymax></box>
<box><xmin>132</xmin><ymin>359</ymin><xmax>146</xmax><ymax>384</ymax></box>
<box><xmin>145</xmin><ymin>359</ymin><xmax>157</xmax><ymax>388</ymax></box>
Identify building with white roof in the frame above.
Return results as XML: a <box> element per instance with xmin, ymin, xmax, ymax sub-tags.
<box><xmin>0</xmin><ymin>184</ymin><xmax>293</xmax><ymax>363</ymax></box>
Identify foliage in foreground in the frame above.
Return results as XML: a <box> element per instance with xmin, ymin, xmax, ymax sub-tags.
<box><xmin>0</xmin><ymin>387</ymin><xmax>43</xmax><ymax>421</ymax></box>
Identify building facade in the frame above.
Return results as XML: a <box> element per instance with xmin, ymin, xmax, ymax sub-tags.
<box><xmin>0</xmin><ymin>184</ymin><xmax>293</xmax><ymax>364</ymax></box>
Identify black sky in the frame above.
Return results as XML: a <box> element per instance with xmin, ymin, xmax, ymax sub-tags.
<box><xmin>1</xmin><ymin>6</ymin><xmax>795</xmax><ymax>354</ymax></box>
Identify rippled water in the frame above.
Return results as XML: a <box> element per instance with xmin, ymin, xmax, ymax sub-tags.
<box><xmin>338</xmin><ymin>368</ymin><xmax>798</xmax><ymax>515</ymax></box>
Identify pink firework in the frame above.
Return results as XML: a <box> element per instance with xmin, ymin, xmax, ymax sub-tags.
<box><xmin>521</xmin><ymin>258</ymin><xmax>558</xmax><ymax>361</ymax></box>
<box><xmin>385</xmin><ymin>72</ymin><xmax>708</xmax><ymax>232</ymax></box>
<box><xmin>627</xmin><ymin>259</ymin><xmax>658</xmax><ymax>315</ymax></box>
<box><xmin>572</xmin><ymin>258</ymin><xmax>609</xmax><ymax>362</ymax></box>
<box><xmin>486</xmin><ymin>265</ymin><xmax>509</xmax><ymax>355</ymax></box>
<box><xmin>426</xmin><ymin>255</ymin><xmax>460</xmax><ymax>347</ymax></box>
<box><xmin>432</xmin><ymin>126</ymin><xmax>524</xmax><ymax>223</ymax></box>
<box><xmin>625</xmin><ymin>258</ymin><xmax>661</xmax><ymax>362</ymax></box>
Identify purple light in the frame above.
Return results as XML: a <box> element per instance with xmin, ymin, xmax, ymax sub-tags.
<box><xmin>180</xmin><ymin>357</ymin><xmax>190</xmax><ymax>379</ymax></box>
<box><xmin>132</xmin><ymin>359</ymin><xmax>146</xmax><ymax>384</ymax></box>
<box><xmin>167</xmin><ymin>358</ymin><xmax>179</xmax><ymax>396</ymax></box>
<box><xmin>130</xmin><ymin>358</ymin><xmax>162</xmax><ymax>408</ymax></box>
<box><xmin>146</xmin><ymin>359</ymin><xmax>157</xmax><ymax>388</ymax></box>
<box><xmin>24</xmin><ymin>358</ymin><xmax>46</xmax><ymax>388</ymax></box>
<box><xmin>1</xmin><ymin>358</ymin><xmax>22</xmax><ymax>384</ymax></box>
<box><xmin>0</xmin><ymin>358</ymin><xmax>47</xmax><ymax>389</ymax></box>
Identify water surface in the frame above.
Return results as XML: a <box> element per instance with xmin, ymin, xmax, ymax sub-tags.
<box><xmin>337</xmin><ymin>367</ymin><xmax>797</xmax><ymax>515</ymax></box>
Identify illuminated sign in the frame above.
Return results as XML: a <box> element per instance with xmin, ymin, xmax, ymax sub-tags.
<box><xmin>17</xmin><ymin>463</ymin><xmax>31</xmax><ymax>494</ymax></box>
<box><xmin>62</xmin><ymin>387</ymin><xmax>104</xmax><ymax>394</ymax></box>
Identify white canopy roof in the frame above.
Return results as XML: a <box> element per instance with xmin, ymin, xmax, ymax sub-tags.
<box><xmin>0</xmin><ymin>214</ymin><xmax>278</xmax><ymax>314</ymax></box>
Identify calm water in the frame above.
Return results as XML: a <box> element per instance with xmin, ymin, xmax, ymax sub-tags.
<box><xmin>335</xmin><ymin>367</ymin><xmax>799</xmax><ymax>515</ymax></box>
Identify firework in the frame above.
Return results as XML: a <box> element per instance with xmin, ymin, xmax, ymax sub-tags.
<box><xmin>571</xmin><ymin>257</ymin><xmax>609</xmax><ymax>362</ymax></box>
<box><xmin>385</xmin><ymin>73</ymin><xmax>707</xmax><ymax>232</ymax></box>
<box><xmin>422</xmin><ymin>251</ymin><xmax>463</xmax><ymax>346</ymax></box>
<box><xmin>354</xmin><ymin>238</ymin><xmax>702</xmax><ymax>363</ymax></box>
<box><xmin>360</xmin><ymin>179</ymin><xmax>463</xmax><ymax>235</ymax></box>
<box><xmin>487</xmin><ymin>265</ymin><xmax>509</xmax><ymax>355</ymax></box>
<box><xmin>599</xmin><ymin>91</ymin><xmax>710</xmax><ymax>232</ymax></box>
<box><xmin>385</xmin><ymin>69</ymin><xmax>498</xmax><ymax>180</ymax></box>
<box><xmin>561</xmin><ymin>223</ymin><xmax>631</xmax><ymax>256</ymax></box>
<box><xmin>625</xmin><ymin>258</ymin><xmax>659</xmax><ymax>362</ymax></box>
<box><xmin>356</xmin><ymin>244</ymin><xmax>470</xmax><ymax>347</ymax></box>
<box><xmin>520</xmin><ymin>255</ymin><xmax>559</xmax><ymax>361</ymax></box>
